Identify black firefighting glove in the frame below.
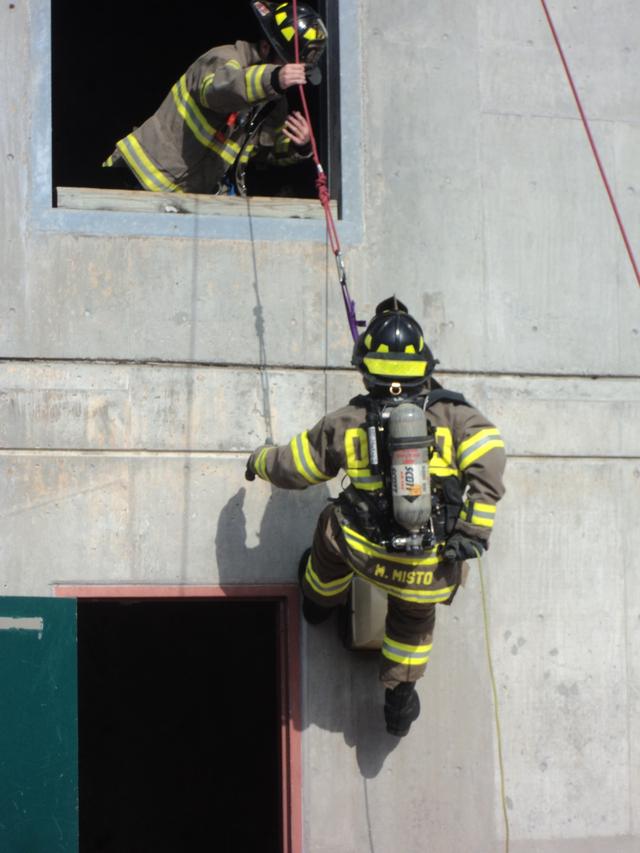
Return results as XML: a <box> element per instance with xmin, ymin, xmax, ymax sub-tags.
<box><xmin>245</xmin><ymin>457</ymin><xmax>256</xmax><ymax>482</ymax></box>
<box><xmin>443</xmin><ymin>532</ymin><xmax>486</xmax><ymax>561</ymax></box>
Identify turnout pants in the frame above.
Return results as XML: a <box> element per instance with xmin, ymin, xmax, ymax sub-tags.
<box><xmin>302</xmin><ymin>504</ymin><xmax>457</xmax><ymax>689</ymax></box>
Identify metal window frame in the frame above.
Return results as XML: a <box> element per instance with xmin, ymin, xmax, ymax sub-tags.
<box><xmin>31</xmin><ymin>0</ymin><xmax>362</xmax><ymax>244</ymax></box>
<box><xmin>55</xmin><ymin>582</ymin><xmax>303</xmax><ymax>853</ymax></box>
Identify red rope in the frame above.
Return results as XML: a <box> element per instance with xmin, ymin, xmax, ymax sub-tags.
<box><xmin>291</xmin><ymin>0</ymin><xmax>340</xmax><ymax>253</ymax></box>
<box><xmin>291</xmin><ymin>0</ymin><xmax>360</xmax><ymax>340</ymax></box>
<box><xmin>539</xmin><ymin>0</ymin><xmax>640</xmax><ymax>288</ymax></box>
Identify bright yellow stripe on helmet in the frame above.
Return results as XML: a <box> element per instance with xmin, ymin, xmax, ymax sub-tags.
<box><xmin>275</xmin><ymin>11</ymin><xmax>287</xmax><ymax>24</ymax></box>
<box><xmin>281</xmin><ymin>25</ymin><xmax>295</xmax><ymax>41</ymax></box>
<box><xmin>362</xmin><ymin>357</ymin><xmax>427</xmax><ymax>378</ymax></box>
<box><xmin>376</xmin><ymin>344</ymin><xmax>389</xmax><ymax>353</ymax></box>
<box><xmin>116</xmin><ymin>135</ymin><xmax>181</xmax><ymax>192</ymax></box>
<box><xmin>304</xmin><ymin>27</ymin><xmax>317</xmax><ymax>40</ymax></box>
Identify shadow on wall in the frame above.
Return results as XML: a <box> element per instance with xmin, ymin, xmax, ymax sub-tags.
<box><xmin>215</xmin><ymin>484</ymin><xmax>400</xmax><ymax>779</ymax></box>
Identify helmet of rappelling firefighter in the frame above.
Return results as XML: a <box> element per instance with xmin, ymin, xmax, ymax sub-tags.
<box><xmin>250</xmin><ymin>1</ymin><xmax>328</xmax><ymax>75</ymax></box>
<box><xmin>351</xmin><ymin>297</ymin><xmax>438</xmax><ymax>395</ymax></box>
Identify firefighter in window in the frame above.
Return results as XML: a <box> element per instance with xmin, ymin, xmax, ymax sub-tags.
<box><xmin>102</xmin><ymin>2</ymin><xmax>327</xmax><ymax>196</ymax></box>
<box><xmin>246</xmin><ymin>297</ymin><xmax>507</xmax><ymax>737</ymax></box>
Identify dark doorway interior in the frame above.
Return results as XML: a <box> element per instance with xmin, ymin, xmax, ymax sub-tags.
<box><xmin>51</xmin><ymin>0</ymin><xmax>336</xmax><ymax>200</ymax></box>
<box><xmin>77</xmin><ymin>599</ymin><xmax>281</xmax><ymax>853</ymax></box>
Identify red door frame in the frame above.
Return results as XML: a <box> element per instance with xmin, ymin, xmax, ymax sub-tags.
<box><xmin>55</xmin><ymin>583</ymin><xmax>302</xmax><ymax>853</ymax></box>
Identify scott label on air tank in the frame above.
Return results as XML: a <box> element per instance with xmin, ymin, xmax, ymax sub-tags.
<box><xmin>387</xmin><ymin>403</ymin><xmax>432</xmax><ymax>532</ymax></box>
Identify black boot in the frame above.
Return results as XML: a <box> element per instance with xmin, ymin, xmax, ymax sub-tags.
<box><xmin>298</xmin><ymin>548</ymin><xmax>334</xmax><ymax>625</ymax></box>
<box><xmin>384</xmin><ymin>681</ymin><xmax>420</xmax><ymax>737</ymax></box>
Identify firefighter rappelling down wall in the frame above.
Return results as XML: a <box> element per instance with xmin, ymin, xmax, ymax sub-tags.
<box><xmin>247</xmin><ymin>298</ymin><xmax>507</xmax><ymax>737</ymax></box>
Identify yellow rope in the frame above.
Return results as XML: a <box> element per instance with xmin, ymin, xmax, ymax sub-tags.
<box><xmin>476</xmin><ymin>550</ymin><xmax>510</xmax><ymax>853</ymax></box>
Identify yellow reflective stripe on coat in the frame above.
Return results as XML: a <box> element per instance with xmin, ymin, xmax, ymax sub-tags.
<box><xmin>171</xmin><ymin>75</ymin><xmax>241</xmax><ymax>165</ymax></box>
<box><xmin>457</xmin><ymin>428</ymin><xmax>504</xmax><ymax>470</ymax></box>
<box><xmin>274</xmin><ymin>129</ymin><xmax>292</xmax><ymax>155</ymax></box>
<box><xmin>347</xmin><ymin>469</ymin><xmax>384</xmax><ymax>492</ymax></box>
<box><xmin>239</xmin><ymin>143</ymin><xmax>257</xmax><ymax>165</ymax></box>
<box><xmin>342</xmin><ymin>525</ymin><xmax>440</xmax><ymax>567</ymax></box>
<box><xmin>199</xmin><ymin>72</ymin><xmax>215</xmax><ymax>106</ymax></box>
<box><xmin>461</xmin><ymin>500</ymin><xmax>496</xmax><ymax>528</ymax></box>
<box><xmin>305</xmin><ymin>557</ymin><xmax>352</xmax><ymax>598</ymax></box>
<box><xmin>116</xmin><ymin>135</ymin><xmax>182</xmax><ymax>192</ymax></box>
<box><xmin>290</xmin><ymin>431</ymin><xmax>331</xmax><ymax>485</ymax></box>
<box><xmin>244</xmin><ymin>64</ymin><xmax>268</xmax><ymax>103</ymax></box>
<box><xmin>362</xmin><ymin>355</ymin><xmax>427</xmax><ymax>378</ymax></box>
<box><xmin>254</xmin><ymin>447</ymin><xmax>271</xmax><ymax>482</ymax></box>
<box><xmin>382</xmin><ymin>636</ymin><xmax>432</xmax><ymax>666</ymax></box>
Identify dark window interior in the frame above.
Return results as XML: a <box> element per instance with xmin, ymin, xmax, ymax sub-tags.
<box><xmin>78</xmin><ymin>599</ymin><xmax>281</xmax><ymax>853</ymax></box>
<box><xmin>51</xmin><ymin>0</ymin><xmax>340</xmax><ymax>202</ymax></box>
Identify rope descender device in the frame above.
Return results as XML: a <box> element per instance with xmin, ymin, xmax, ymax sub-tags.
<box><xmin>291</xmin><ymin>0</ymin><xmax>364</xmax><ymax>342</ymax></box>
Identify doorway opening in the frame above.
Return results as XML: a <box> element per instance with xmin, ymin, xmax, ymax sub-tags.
<box><xmin>75</xmin><ymin>593</ymin><xmax>298</xmax><ymax>853</ymax></box>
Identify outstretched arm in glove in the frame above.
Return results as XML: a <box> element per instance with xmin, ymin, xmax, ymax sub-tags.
<box><xmin>246</xmin><ymin>417</ymin><xmax>341</xmax><ymax>490</ymax></box>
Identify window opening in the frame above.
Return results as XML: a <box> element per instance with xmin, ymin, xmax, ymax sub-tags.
<box><xmin>51</xmin><ymin>0</ymin><xmax>340</xmax><ymax>209</ymax></box>
<box><xmin>77</xmin><ymin>598</ymin><xmax>282</xmax><ymax>853</ymax></box>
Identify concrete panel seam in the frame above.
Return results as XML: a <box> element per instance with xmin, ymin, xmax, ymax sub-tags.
<box><xmin>1</xmin><ymin>358</ymin><xmax>639</xmax><ymax>381</ymax></box>
<box><xmin>482</xmin><ymin>108</ymin><xmax>640</xmax><ymax>129</ymax></box>
<box><xmin>1</xmin><ymin>450</ymin><xmax>639</xmax><ymax>461</ymax></box>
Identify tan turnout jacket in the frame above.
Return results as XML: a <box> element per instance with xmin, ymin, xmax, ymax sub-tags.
<box><xmin>104</xmin><ymin>41</ymin><xmax>308</xmax><ymax>194</ymax></box>
<box><xmin>249</xmin><ymin>387</ymin><xmax>507</xmax><ymax>605</ymax></box>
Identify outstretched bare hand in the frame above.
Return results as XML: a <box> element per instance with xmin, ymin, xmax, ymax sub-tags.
<box><xmin>282</xmin><ymin>111</ymin><xmax>310</xmax><ymax>146</ymax></box>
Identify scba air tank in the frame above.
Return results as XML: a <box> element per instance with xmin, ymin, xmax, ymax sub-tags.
<box><xmin>387</xmin><ymin>403</ymin><xmax>432</xmax><ymax>532</ymax></box>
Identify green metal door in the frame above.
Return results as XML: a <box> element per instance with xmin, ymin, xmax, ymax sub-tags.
<box><xmin>0</xmin><ymin>597</ymin><xmax>78</xmax><ymax>853</ymax></box>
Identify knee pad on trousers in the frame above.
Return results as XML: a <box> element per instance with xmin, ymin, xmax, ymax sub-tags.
<box><xmin>384</xmin><ymin>681</ymin><xmax>420</xmax><ymax>737</ymax></box>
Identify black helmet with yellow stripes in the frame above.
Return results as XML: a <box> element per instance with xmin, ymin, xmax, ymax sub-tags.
<box><xmin>352</xmin><ymin>297</ymin><xmax>438</xmax><ymax>395</ymax></box>
<box><xmin>250</xmin><ymin>2</ymin><xmax>328</xmax><ymax>69</ymax></box>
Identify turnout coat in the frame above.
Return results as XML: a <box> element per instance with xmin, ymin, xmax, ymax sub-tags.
<box><xmin>104</xmin><ymin>41</ymin><xmax>308</xmax><ymax>194</ymax></box>
<box><xmin>249</xmin><ymin>384</ymin><xmax>507</xmax><ymax>608</ymax></box>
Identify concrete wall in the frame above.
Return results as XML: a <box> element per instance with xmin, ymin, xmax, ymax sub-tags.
<box><xmin>2</xmin><ymin>1</ymin><xmax>640</xmax><ymax>851</ymax></box>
